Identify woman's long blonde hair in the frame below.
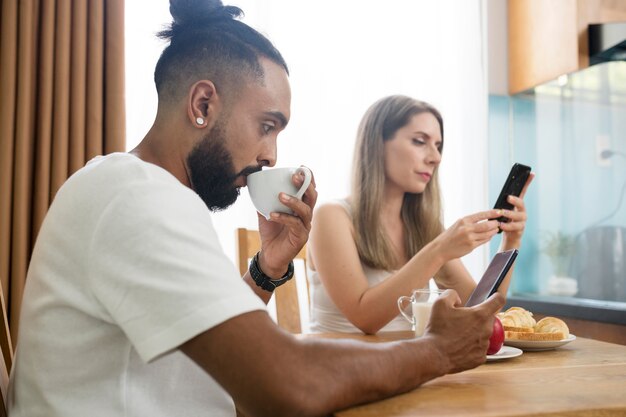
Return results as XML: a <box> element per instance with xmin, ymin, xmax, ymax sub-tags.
<box><xmin>351</xmin><ymin>95</ymin><xmax>445</xmax><ymax>271</ymax></box>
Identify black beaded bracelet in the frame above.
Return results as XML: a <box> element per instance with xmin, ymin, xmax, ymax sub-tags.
<box><xmin>249</xmin><ymin>252</ymin><xmax>294</xmax><ymax>292</ymax></box>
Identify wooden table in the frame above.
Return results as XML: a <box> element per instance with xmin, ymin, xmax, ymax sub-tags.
<box><xmin>299</xmin><ymin>331</ymin><xmax>626</xmax><ymax>417</ymax></box>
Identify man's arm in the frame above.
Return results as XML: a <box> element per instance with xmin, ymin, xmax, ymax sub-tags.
<box><xmin>241</xmin><ymin>250</ymin><xmax>293</xmax><ymax>304</ymax></box>
<box><xmin>181</xmin><ymin>311</ymin><xmax>443</xmax><ymax>417</ymax></box>
<box><xmin>181</xmin><ymin>290</ymin><xmax>505</xmax><ymax>417</ymax></box>
<box><xmin>242</xmin><ymin>272</ymin><xmax>271</xmax><ymax>303</ymax></box>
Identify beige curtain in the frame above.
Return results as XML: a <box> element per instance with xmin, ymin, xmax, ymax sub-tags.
<box><xmin>0</xmin><ymin>0</ymin><xmax>125</xmax><ymax>345</ymax></box>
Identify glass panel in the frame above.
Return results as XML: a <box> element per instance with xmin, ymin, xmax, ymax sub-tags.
<box><xmin>488</xmin><ymin>61</ymin><xmax>626</xmax><ymax>307</ymax></box>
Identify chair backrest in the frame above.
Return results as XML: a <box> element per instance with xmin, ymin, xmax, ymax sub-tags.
<box><xmin>0</xmin><ymin>282</ymin><xmax>13</xmax><ymax>417</ymax></box>
<box><xmin>236</xmin><ymin>228</ymin><xmax>308</xmax><ymax>333</ymax></box>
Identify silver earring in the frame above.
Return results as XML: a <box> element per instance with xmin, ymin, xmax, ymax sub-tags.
<box><xmin>196</xmin><ymin>117</ymin><xmax>204</xmax><ymax>126</ymax></box>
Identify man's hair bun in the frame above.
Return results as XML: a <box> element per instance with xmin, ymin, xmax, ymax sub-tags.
<box><xmin>153</xmin><ymin>0</ymin><xmax>288</xmax><ymax>103</ymax></box>
<box><xmin>159</xmin><ymin>0</ymin><xmax>244</xmax><ymax>41</ymax></box>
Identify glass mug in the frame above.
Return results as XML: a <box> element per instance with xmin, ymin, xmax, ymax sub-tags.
<box><xmin>397</xmin><ymin>289</ymin><xmax>444</xmax><ymax>337</ymax></box>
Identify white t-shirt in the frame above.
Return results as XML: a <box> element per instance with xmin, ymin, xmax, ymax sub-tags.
<box><xmin>8</xmin><ymin>153</ymin><xmax>266</xmax><ymax>417</ymax></box>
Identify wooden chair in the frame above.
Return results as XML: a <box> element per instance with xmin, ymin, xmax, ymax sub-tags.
<box><xmin>236</xmin><ymin>228</ymin><xmax>309</xmax><ymax>333</ymax></box>
<box><xmin>0</xmin><ymin>282</ymin><xmax>13</xmax><ymax>417</ymax></box>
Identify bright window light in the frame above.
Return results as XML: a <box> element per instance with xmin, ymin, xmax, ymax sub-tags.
<box><xmin>125</xmin><ymin>0</ymin><xmax>489</xmax><ymax>279</ymax></box>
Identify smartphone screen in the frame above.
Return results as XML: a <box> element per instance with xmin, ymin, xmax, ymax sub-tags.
<box><xmin>492</xmin><ymin>163</ymin><xmax>531</xmax><ymax>223</ymax></box>
<box><xmin>465</xmin><ymin>249</ymin><xmax>519</xmax><ymax>307</ymax></box>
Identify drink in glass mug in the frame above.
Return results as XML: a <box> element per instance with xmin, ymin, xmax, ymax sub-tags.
<box><xmin>398</xmin><ymin>289</ymin><xmax>444</xmax><ymax>337</ymax></box>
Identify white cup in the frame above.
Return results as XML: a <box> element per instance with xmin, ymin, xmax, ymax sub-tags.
<box><xmin>247</xmin><ymin>167</ymin><xmax>312</xmax><ymax>220</ymax></box>
<box><xmin>397</xmin><ymin>289</ymin><xmax>444</xmax><ymax>337</ymax></box>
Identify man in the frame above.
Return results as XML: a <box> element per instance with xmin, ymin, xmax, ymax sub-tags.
<box><xmin>8</xmin><ymin>1</ymin><xmax>504</xmax><ymax>416</ymax></box>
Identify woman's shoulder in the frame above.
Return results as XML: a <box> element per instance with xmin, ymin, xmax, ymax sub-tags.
<box><xmin>315</xmin><ymin>198</ymin><xmax>352</xmax><ymax>218</ymax></box>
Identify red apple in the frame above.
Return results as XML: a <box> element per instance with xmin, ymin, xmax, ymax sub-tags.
<box><xmin>487</xmin><ymin>316</ymin><xmax>505</xmax><ymax>355</ymax></box>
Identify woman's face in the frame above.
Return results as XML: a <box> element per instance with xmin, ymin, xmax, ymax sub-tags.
<box><xmin>383</xmin><ymin>112</ymin><xmax>442</xmax><ymax>195</ymax></box>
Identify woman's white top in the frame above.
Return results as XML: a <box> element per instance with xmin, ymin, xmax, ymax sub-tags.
<box><xmin>308</xmin><ymin>199</ymin><xmax>411</xmax><ymax>333</ymax></box>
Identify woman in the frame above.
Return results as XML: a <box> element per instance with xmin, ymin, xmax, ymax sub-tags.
<box><xmin>308</xmin><ymin>95</ymin><xmax>532</xmax><ymax>334</ymax></box>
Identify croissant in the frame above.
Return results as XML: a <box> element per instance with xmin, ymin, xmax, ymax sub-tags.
<box><xmin>503</xmin><ymin>308</ymin><xmax>570</xmax><ymax>341</ymax></box>
<box><xmin>535</xmin><ymin>317</ymin><xmax>569</xmax><ymax>338</ymax></box>
<box><xmin>497</xmin><ymin>307</ymin><xmax>536</xmax><ymax>332</ymax></box>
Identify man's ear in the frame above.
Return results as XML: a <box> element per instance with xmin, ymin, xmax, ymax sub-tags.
<box><xmin>187</xmin><ymin>80</ymin><xmax>220</xmax><ymax>128</ymax></box>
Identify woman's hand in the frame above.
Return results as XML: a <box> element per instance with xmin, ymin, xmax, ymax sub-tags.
<box><xmin>432</xmin><ymin>209</ymin><xmax>502</xmax><ymax>262</ymax></box>
<box><xmin>498</xmin><ymin>173</ymin><xmax>534</xmax><ymax>250</ymax></box>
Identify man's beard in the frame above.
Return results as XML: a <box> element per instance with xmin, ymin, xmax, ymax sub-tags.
<box><xmin>186</xmin><ymin>123</ymin><xmax>261</xmax><ymax>211</ymax></box>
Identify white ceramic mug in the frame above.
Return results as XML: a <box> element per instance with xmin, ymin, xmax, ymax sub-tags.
<box><xmin>397</xmin><ymin>289</ymin><xmax>444</xmax><ymax>337</ymax></box>
<box><xmin>247</xmin><ymin>166</ymin><xmax>312</xmax><ymax>220</ymax></box>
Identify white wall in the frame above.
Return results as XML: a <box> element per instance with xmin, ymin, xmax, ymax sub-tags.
<box><xmin>125</xmin><ymin>0</ymin><xmax>490</xmax><ymax>281</ymax></box>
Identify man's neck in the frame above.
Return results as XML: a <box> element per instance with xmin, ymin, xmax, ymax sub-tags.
<box><xmin>130</xmin><ymin>124</ymin><xmax>192</xmax><ymax>188</ymax></box>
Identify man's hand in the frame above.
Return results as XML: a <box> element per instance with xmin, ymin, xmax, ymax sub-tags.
<box><xmin>256</xmin><ymin>167</ymin><xmax>317</xmax><ymax>278</ymax></box>
<box><xmin>423</xmin><ymin>290</ymin><xmax>505</xmax><ymax>374</ymax></box>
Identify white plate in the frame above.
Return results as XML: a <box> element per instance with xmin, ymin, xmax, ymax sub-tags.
<box><xmin>486</xmin><ymin>345</ymin><xmax>523</xmax><ymax>361</ymax></box>
<box><xmin>504</xmin><ymin>334</ymin><xmax>577</xmax><ymax>351</ymax></box>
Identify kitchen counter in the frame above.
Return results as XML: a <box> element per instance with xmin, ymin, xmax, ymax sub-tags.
<box><xmin>506</xmin><ymin>294</ymin><xmax>626</xmax><ymax>325</ymax></box>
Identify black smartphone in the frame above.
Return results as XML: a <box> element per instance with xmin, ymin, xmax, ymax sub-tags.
<box><xmin>465</xmin><ymin>249</ymin><xmax>518</xmax><ymax>307</ymax></box>
<box><xmin>492</xmin><ymin>163</ymin><xmax>532</xmax><ymax>223</ymax></box>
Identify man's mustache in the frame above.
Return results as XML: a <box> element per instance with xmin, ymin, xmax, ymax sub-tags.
<box><xmin>236</xmin><ymin>165</ymin><xmax>263</xmax><ymax>179</ymax></box>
